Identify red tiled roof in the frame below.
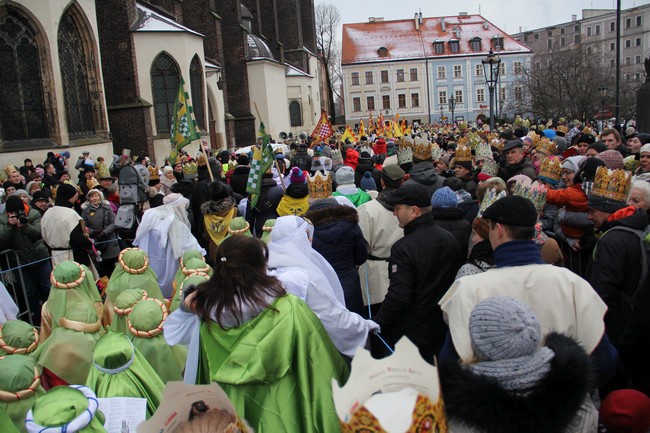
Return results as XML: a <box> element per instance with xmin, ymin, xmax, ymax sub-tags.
<box><xmin>342</xmin><ymin>14</ymin><xmax>531</xmax><ymax>65</ymax></box>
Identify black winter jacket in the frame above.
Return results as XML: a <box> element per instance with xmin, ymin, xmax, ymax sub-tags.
<box><xmin>405</xmin><ymin>162</ymin><xmax>445</xmax><ymax>197</ymax></box>
<box><xmin>229</xmin><ymin>166</ymin><xmax>250</xmax><ymax>196</ymax></box>
<box><xmin>374</xmin><ymin>213</ymin><xmax>461</xmax><ymax>362</ymax></box>
<box><xmin>354</xmin><ymin>160</ymin><xmax>383</xmax><ymax>192</ymax></box>
<box><xmin>431</xmin><ymin>207</ymin><xmax>471</xmax><ymax>257</ymax></box>
<box><xmin>500</xmin><ymin>157</ymin><xmax>537</xmax><ymax>181</ymax></box>
<box><xmin>245</xmin><ymin>174</ymin><xmax>284</xmax><ymax>237</ymax></box>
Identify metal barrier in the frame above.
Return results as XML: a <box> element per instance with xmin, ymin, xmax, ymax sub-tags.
<box><xmin>0</xmin><ymin>249</ymin><xmax>33</xmax><ymax>325</ymax></box>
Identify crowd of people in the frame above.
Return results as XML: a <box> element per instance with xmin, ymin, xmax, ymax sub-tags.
<box><xmin>0</xmin><ymin>119</ymin><xmax>649</xmax><ymax>432</ymax></box>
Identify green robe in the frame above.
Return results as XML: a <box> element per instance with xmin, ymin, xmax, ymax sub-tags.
<box><xmin>106</xmin><ymin>249</ymin><xmax>163</xmax><ymax>304</ymax></box>
<box><xmin>109</xmin><ymin>288</ymin><xmax>147</xmax><ymax>334</ymax></box>
<box><xmin>0</xmin><ymin>355</ymin><xmax>45</xmax><ymax>433</ymax></box>
<box><xmin>199</xmin><ymin>294</ymin><xmax>348</xmax><ymax>433</ymax></box>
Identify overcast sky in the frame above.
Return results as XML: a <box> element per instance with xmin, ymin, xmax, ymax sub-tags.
<box><xmin>321</xmin><ymin>0</ymin><xmax>646</xmax><ymax>36</ymax></box>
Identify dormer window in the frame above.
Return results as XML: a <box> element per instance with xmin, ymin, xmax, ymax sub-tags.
<box><xmin>433</xmin><ymin>40</ymin><xmax>444</xmax><ymax>54</ymax></box>
<box><xmin>377</xmin><ymin>46</ymin><xmax>388</xmax><ymax>57</ymax></box>
<box><xmin>470</xmin><ymin>37</ymin><xmax>481</xmax><ymax>51</ymax></box>
<box><xmin>449</xmin><ymin>39</ymin><xmax>460</xmax><ymax>53</ymax></box>
<box><xmin>491</xmin><ymin>36</ymin><xmax>504</xmax><ymax>50</ymax></box>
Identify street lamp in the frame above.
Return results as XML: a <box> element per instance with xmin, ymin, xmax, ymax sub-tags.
<box><xmin>482</xmin><ymin>49</ymin><xmax>501</xmax><ymax>131</ymax></box>
<box><xmin>439</xmin><ymin>104</ymin><xmax>446</xmax><ymax>122</ymax></box>
<box><xmin>599</xmin><ymin>86</ymin><xmax>607</xmax><ymax>132</ymax></box>
<box><xmin>449</xmin><ymin>96</ymin><xmax>456</xmax><ymax>124</ymax></box>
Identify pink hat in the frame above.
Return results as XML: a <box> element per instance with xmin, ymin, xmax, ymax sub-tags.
<box><xmin>597</xmin><ymin>150</ymin><xmax>624</xmax><ymax>170</ymax></box>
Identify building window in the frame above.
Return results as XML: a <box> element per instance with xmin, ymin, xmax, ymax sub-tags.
<box><xmin>547</xmin><ymin>39</ymin><xmax>552</xmax><ymax>50</ymax></box>
<box><xmin>365</xmin><ymin>71</ymin><xmax>373</xmax><ymax>84</ymax></box>
<box><xmin>289</xmin><ymin>100</ymin><xmax>302</xmax><ymax>126</ymax></box>
<box><xmin>189</xmin><ymin>56</ymin><xmax>205</xmax><ymax>130</ymax></box>
<box><xmin>454</xmin><ymin>89</ymin><xmax>463</xmax><ymax>104</ymax></box>
<box><xmin>610</xmin><ymin>59</ymin><xmax>615</xmax><ymax>67</ymax></box>
<box><xmin>560</xmin><ymin>37</ymin><xmax>565</xmax><ymax>47</ymax></box>
<box><xmin>515</xmin><ymin>86</ymin><xmax>523</xmax><ymax>101</ymax></box>
<box><xmin>595</xmin><ymin>25</ymin><xmax>600</xmax><ymax>35</ymax></box>
<box><xmin>535</xmin><ymin>61</ymin><xmax>541</xmax><ymax>69</ymax></box>
<box><xmin>610</xmin><ymin>42</ymin><xmax>615</xmax><ymax>51</ymax></box>
<box><xmin>0</xmin><ymin>12</ymin><xmax>48</xmax><ymax>140</ymax></box>
<box><xmin>514</xmin><ymin>61</ymin><xmax>522</xmax><ymax>74</ymax></box>
<box><xmin>625</xmin><ymin>39</ymin><xmax>631</xmax><ymax>48</ymax></box>
<box><xmin>574</xmin><ymin>24</ymin><xmax>580</xmax><ymax>32</ymax></box>
<box><xmin>366</xmin><ymin>96</ymin><xmax>375</xmax><ymax>111</ymax></box>
<box><xmin>453</xmin><ymin>65</ymin><xmax>462</xmax><ymax>78</ymax></box>
<box><xmin>610</xmin><ymin>21</ymin><xmax>615</xmax><ymax>32</ymax></box>
<box><xmin>382</xmin><ymin>95</ymin><xmax>390</xmax><ymax>109</ymax></box>
<box><xmin>381</xmin><ymin>70</ymin><xmax>389</xmax><ymax>83</ymax></box>
<box><xmin>470</xmin><ymin>37</ymin><xmax>481</xmax><ymax>51</ymax></box>
<box><xmin>58</xmin><ymin>9</ymin><xmax>96</xmax><ymax>137</ymax></box>
<box><xmin>636</xmin><ymin>73</ymin><xmax>641</xmax><ymax>81</ymax></box>
<box><xmin>410</xmin><ymin>68</ymin><xmax>418</xmax><ymax>81</ymax></box>
<box><xmin>636</xmin><ymin>16</ymin><xmax>642</xmax><ymax>27</ymax></box>
<box><xmin>492</xmin><ymin>37</ymin><xmax>504</xmax><ymax>50</ymax></box>
<box><xmin>437</xmin><ymin>66</ymin><xmax>446</xmax><ymax>79</ymax></box>
<box><xmin>499</xmin><ymin>63</ymin><xmax>506</xmax><ymax>76</ymax></box>
<box><xmin>475</xmin><ymin>64</ymin><xmax>483</xmax><ymax>76</ymax></box>
<box><xmin>396</xmin><ymin>69</ymin><xmax>405</xmax><ymax>82</ymax></box>
<box><xmin>377</xmin><ymin>47</ymin><xmax>388</xmax><ymax>57</ymax></box>
<box><xmin>352</xmin><ymin>97</ymin><xmax>361</xmax><ymax>112</ymax></box>
<box><xmin>547</xmin><ymin>30</ymin><xmax>553</xmax><ymax>37</ymax></box>
<box><xmin>449</xmin><ymin>40</ymin><xmax>460</xmax><ymax>53</ymax></box>
<box><xmin>500</xmin><ymin>87</ymin><xmax>506</xmax><ymax>101</ymax></box>
<box><xmin>434</xmin><ymin>41</ymin><xmax>444</xmax><ymax>54</ymax></box>
<box><xmin>626</xmin><ymin>18</ymin><xmax>631</xmax><ymax>29</ymax></box>
<box><xmin>636</xmin><ymin>38</ymin><xmax>641</xmax><ymax>47</ymax></box>
<box><xmin>476</xmin><ymin>88</ymin><xmax>485</xmax><ymax>103</ymax></box>
<box><xmin>398</xmin><ymin>94</ymin><xmax>406</xmax><ymax>109</ymax></box>
<box><xmin>535</xmin><ymin>33</ymin><xmax>540</xmax><ymax>39</ymax></box>
<box><xmin>151</xmin><ymin>52</ymin><xmax>180</xmax><ymax>134</ymax></box>
<box><xmin>438</xmin><ymin>90</ymin><xmax>447</xmax><ymax>105</ymax></box>
<box><xmin>411</xmin><ymin>93</ymin><xmax>419</xmax><ymax>107</ymax></box>
<box><xmin>587</xmin><ymin>27</ymin><xmax>592</xmax><ymax>36</ymax></box>
<box><xmin>626</xmin><ymin>57</ymin><xmax>631</xmax><ymax>65</ymax></box>
<box><xmin>587</xmin><ymin>47</ymin><xmax>592</xmax><ymax>55</ymax></box>
<box><xmin>560</xmin><ymin>28</ymin><xmax>565</xmax><ymax>35</ymax></box>
<box><xmin>637</xmin><ymin>55</ymin><xmax>642</xmax><ymax>64</ymax></box>
<box><xmin>625</xmin><ymin>73</ymin><xmax>631</xmax><ymax>81</ymax></box>
<box><xmin>574</xmin><ymin>34</ymin><xmax>580</xmax><ymax>43</ymax></box>
<box><xmin>524</xmin><ymin>35</ymin><xmax>529</xmax><ymax>42</ymax></box>
<box><xmin>351</xmin><ymin>72</ymin><xmax>359</xmax><ymax>85</ymax></box>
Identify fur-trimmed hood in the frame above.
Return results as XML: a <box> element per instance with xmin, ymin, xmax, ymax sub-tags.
<box><xmin>439</xmin><ymin>333</ymin><xmax>592</xmax><ymax>433</ymax></box>
<box><xmin>200</xmin><ymin>196</ymin><xmax>236</xmax><ymax>215</ymax></box>
<box><xmin>304</xmin><ymin>203</ymin><xmax>358</xmax><ymax>226</ymax></box>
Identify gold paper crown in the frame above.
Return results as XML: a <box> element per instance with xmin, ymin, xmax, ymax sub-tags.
<box><xmin>582</xmin><ymin>126</ymin><xmax>595</xmax><ymax>136</ymax></box>
<box><xmin>307</xmin><ymin>171</ymin><xmax>333</xmax><ymax>199</ymax></box>
<box><xmin>513</xmin><ymin>180</ymin><xmax>547</xmax><ymax>214</ymax></box>
<box><xmin>4</xmin><ymin>165</ymin><xmax>18</xmax><ymax>177</ymax></box>
<box><xmin>538</xmin><ymin>157</ymin><xmax>562</xmax><ymax>183</ymax></box>
<box><xmin>174</xmin><ymin>155</ymin><xmax>182</xmax><ymax>165</ymax></box>
<box><xmin>481</xmin><ymin>158</ymin><xmax>500</xmax><ymax>177</ymax></box>
<box><xmin>527</xmin><ymin>131</ymin><xmax>541</xmax><ymax>147</ymax></box>
<box><xmin>398</xmin><ymin>142</ymin><xmax>413</xmax><ymax>164</ymax></box>
<box><xmin>475</xmin><ymin>142</ymin><xmax>493</xmax><ymax>161</ymax></box>
<box><xmin>478</xmin><ymin>188</ymin><xmax>507</xmax><ymax>217</ymax></box>
<box><xmin>536</xmin><ymin>138</ymin><xmax>557</xmax><ymax>156</ymax></box>
<box><xmin>490</xmin><ymin>138</ymin><xmax>503</xmax><ymax>152</ymax></box>
<box><xmin>454</xmin><ymin>145</ymin><xmax>473</xmax><ymax>162</ymax></box>
<box><xmin>556</xmin><ymin>125</ymin><xmax>568</xmax><ymax>134</ymax></box>
<box><xmin>182</xmin><ymin>161</ymin><xmax>197</xmax><ymax>176</ymax></box>
<box><xmin>456</xmin><ymin>136</ymin><xmax>469</xmax><ymax>147</ymax></box>
<box><xmin>467</xmin><ymin>132</ymin><xmax>482</xmax><ymax>149</ymax></box>
<box><xmin>148</xmin><ymin>165</ymin><xmax>160</xmax><ymax>181</ymax></box>
<box><xmin>591</xmin><ymin>167</ymin><xmax>632</xmax><ymax>203</ymax></box>
<box><xmin>197</xmin><ymin>153</ymin><xmax>207</xmax><ymax>167</ymax></box>
<box><xmin>332</xmin><ymin>338</ymin><xmax>447</xmax><ymax>433</ymax></box>
<box><xmin>431</xmin><ymin>143</ymin><xmax>444</xmax><ymax>161</ymax></box>
<box><xmin>95</xmin><ymin>162</ymin><xmax>111</xmax><ymax>180</ymax></box>
<box><xmin>413</xmin><ymin>138</ymin><xmax>433</xmax><ymax>161</ymax></box>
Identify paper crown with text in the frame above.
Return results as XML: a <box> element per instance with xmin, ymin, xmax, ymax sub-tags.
<box><xmin>591</xmin><ymin>167</ymin><xmax>632</xmax><ymax>203</ymax></box>
<box><xmin>475</xmin><ymin>142</ymin><xmax>493</xmax><ymax>161</ymax></box>
<box><xmin>431</xmin><ymin>143</ymin><xmax>444</xmax><ymax>161</ymax></box>
<box><xmin>480</xmin><ymin>158</ymin><xmax>500</xmax><ymax>178</ymax></box>
<box><xmin>478</xmin><ymin>188</ymin><xmax>507</xmax><ymax>217</ymax></box>
<box><xmin>512</xmin><ymin>180</ymin><xmax>547</xmax><ymax>214</ymax></box>
<box><xmin>308</xmin><ymin>171</ymin><xmax>333</xmax><ymax>199</ymax></box>
<box><xmin>398</xmin><ymin>142</ymin><xmax>413</xmax><ymax>164</ymax></box>
<box><xmin>332</xmin><ymin>337</ymin><xmax>447</xmax><ymax>433</ymax></box>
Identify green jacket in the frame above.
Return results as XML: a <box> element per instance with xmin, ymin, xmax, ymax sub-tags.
<box><xmin>0</xmin><ymin>208</ymin><xmax>49</xmax><ymax>264</ymax></box>
<box><xmin>199</xmin><ymin>294</ymin><xmax>348</xmax><ymax>433</ymax></box>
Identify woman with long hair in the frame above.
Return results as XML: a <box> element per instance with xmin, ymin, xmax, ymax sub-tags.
<box><xmin>164</xmin><ymin>235</ymin><xmax>347</xmax><ymax>432</ymax></box>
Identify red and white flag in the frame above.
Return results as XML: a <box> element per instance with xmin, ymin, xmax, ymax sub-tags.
<box><xmin>310</xmin><ymin>110</ymin><xmax>334</xmax><ymax>145</ymax></box>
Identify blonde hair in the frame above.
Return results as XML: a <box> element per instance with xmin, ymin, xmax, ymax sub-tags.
<box><xmin>174</xmin><ymin>411</ymin><xmax>237</xmax><ymax>433</ymax></box>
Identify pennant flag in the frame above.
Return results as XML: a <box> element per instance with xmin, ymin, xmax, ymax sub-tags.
<box><xmin>169</xmin><ymin>77</ymin><xmax>201</xmax><ymax>161</ymax></box>
<box><xmin>358</xmin><ymin>121</ymin><xmax>366</xmax><ymax>138</ymax></box>
<box><xmin>246</xmin><ymin>122</ymin><xmax>275</xmax><ymax>208</ymax></box>
<box><xmin>310</xmin><ymin>110</ymin><xmax>335</xmax><ymax>145</ymax></box>
<box><xmin>342</xmin><ymin>125</ymin><xmax>358</xmax><ymax>143</ymax></box>
<box><xmin>392</xmin><ymin>120</ymin><xmax>402</xmax><ymax>137</ymax></box>
<box><xmin>368</xmin><ymin>112</ymin><xmax>375</xmax><ymax>133</ymax></box>
<box><xmin>401</xmin><ymin>119</ymin><xmax>407</xmax><ymax>134</ymax></box>
<box><xmin>377</xmin><ymin>113</ymin><xmax>385</xmax><ymax>135</ymax></box>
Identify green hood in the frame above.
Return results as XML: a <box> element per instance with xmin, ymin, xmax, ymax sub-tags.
<box><xmin>333</xmin><ymin>189</ymin><xmax>371</xmax><ymax>207</ymax></box>
<box><xmin>106</xmin><ymin>249</ymin><xmax>163</xmax><ymax>303</ymax></box>
<box><xmin>0</xmin><ymin>320</ymin><xmax>38</xmax><ymax>356</ymax></box>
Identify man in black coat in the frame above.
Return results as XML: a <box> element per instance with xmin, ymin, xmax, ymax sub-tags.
<box><xmin>373</xmin><ymin>182</ymin><xmax>462</xmax><ymax>363</ymax></box>
<box><xmin>499</xmin><ymin>139</ymin><xmax>536</xmax><ymax>181</ymax></box>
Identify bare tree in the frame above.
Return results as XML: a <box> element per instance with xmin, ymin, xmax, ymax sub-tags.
<box><xmin>514</xmin><ymin>46</ymin><xmax>611</xmax><ymax>122</ymax></box>
<box><xmin>316</xmin><ymin>3</ymin><xmax>341</xmax><ymax>120</ymax></box>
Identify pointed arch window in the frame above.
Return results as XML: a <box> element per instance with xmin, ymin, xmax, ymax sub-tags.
<box><xmin>189</xmin><ymin>56</ymin><xmax>205</xmax><ymax>130</ymax></box>
<box><xmin>58</xmin><ymin>10</ymin><xmax>95</xmax><ymax>137</ymax></box>
<box><xmin>151</xmin><ymin>53</ymin><xmax>180</xmax><ymax>134</ymax></box>
<box><xmin>0</xmin><ymin>12</ymin><xmax>48</xmax><ymax>140</ymax></box>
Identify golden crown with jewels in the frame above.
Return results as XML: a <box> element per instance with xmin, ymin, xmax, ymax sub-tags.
<box><xmin>307</xmin><ymin>171</ymin><xmax>332</xmax><ymax>199</ymax></box>
<box><xmin>536</xmin><ymin>138</ymin><xmax>557</xmax><ymax>156</ymax></box>
<box><xmin>538</xmin><ymin>157</ymin><xmax>562</xmax><ymax>183</ymax></box>
<box><xmin>454</xmin><ymin>145</ymin><xmax>473</xmax><ymax>162</ymax></box>
<box><xmin>413</xmin><ymin>136</ymin><xmax>433</xmax><ymax>161</ymax></box>
<box><xmin>148</xmin><ymin>165</ymin><xmax>160</xmax><ymax>181</ymax></box>
<box><xmin>592</xmin><ymin>167</ymin><xmax>632</xmax><ymax>203</ymax></box>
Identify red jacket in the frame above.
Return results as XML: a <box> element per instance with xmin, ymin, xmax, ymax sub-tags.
<box><xmin>545</xmin><ymin>184</ymin><xmax>588</xmax><ymax>239</ymax></box>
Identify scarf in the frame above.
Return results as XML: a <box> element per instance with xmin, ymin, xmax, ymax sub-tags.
<box><xmin>493</xmin><ymin>240</ymin><xmax>545</xmax><ymax>268</ymax></box>
<box><xmin>204</xmin><ymin>207</ymin><xmax>236</xmax><ymax>247</ymax></box>
<box><xmin>276</xmin><ymin>195</ymin><xmax>310</xmax><ymax>216</ymax></box>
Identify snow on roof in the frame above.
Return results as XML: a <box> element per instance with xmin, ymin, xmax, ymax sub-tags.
<box><xmin>204</xmin><ymin>60</ymin><xmax>221</xmax><ymax>70</ymax></box>
<box><xmin>285</xmin><ymin>62</ymin><xmax>312</xmax><ymax>77</ymax></box>
<box><xmin>342</xmin><ymin>14</ymin><xmax>530</xmax><ymax>65</ymax></box>
<box><xmin>246</xmin><ymin>34</ymin><xmax>274</xmax><ymax>60</ymax></box>
<box><xmin>133</xmin><ymin>3</ymin><xmax>204</xmax><ymax>37</ymax></box>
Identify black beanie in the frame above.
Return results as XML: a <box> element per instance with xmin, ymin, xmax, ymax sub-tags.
<box><xmin>574</xmin><ymin>158</ymin><xmax>606</xmax><ymax>184</ymax></box>
<box><xmin>56</xmin><ymin>183</ymin><xmax>78</xmax><ymax>204</ymax></box>
<box><xmin>5</xmin><ymin>196</ymin><xmax>24</xmax><ymax>213</ymax></box>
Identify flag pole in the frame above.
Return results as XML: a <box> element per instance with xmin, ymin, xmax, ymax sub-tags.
<box><xmin>201</xmin><ymin>142</ymin><xmax>214</xmax><ymax>182</ymax></box>
<box><xmin>253</xmin><ymin>102</ymin><xmax>286</xmax><ymax>192</ymax></box>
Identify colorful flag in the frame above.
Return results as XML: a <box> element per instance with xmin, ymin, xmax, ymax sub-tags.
<box><xmin>342</xmin><ymin>125</ymin><xmax>358</xmax><ymax>143</ymax></box>
<box><xmin>246</xmin><ymin>122</ymin><xmax>275</xmax><ymax>208</ymax></box>
<box><xmin>392</xmin><ymin>119</ymin><xmax>402</xmax><ymax>137</ymax></box>
<box><xmin>358</xmin><ymin>121</ymin><xmax>366</xmax><ymax>138</ymax></box>
<box><xmin>169</xmin><ymin>77</ymin><xmax>201</xmax><ymax>161</ymax></box>
<box><xmin>368</xmin><ymin>112</ymin><xmax>375</xmax><ymax>133</ymax></box>
<box><xmin>310</xmin><ymin>110</ymin><xmax>334</xmax><ymax>144</ymax></box>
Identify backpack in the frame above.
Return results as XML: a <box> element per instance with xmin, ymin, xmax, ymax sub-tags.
<box><xmin>118</xmin><ymin>164</ymin><xmax>147</xmax><ymax>204</ymax></box>
<box><xmin>604</xmin><ymin>224</ymin><xmax>650</xmax><ymax>307</ymax></box>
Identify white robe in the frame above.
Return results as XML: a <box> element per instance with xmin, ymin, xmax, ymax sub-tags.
<box><xmin>41</xmin><ymin>206</ymin><xmax>83</xmax><ymax>266</ymax></box>
<box><xmin>439</xmin><ymin>264</ymin><xmax>608</xmax><ymax>361</ymax></box>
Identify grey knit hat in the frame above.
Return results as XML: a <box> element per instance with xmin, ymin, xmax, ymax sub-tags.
<box><xmin>335</xmin><ymin>166</ymin><xmax>355</xmax><ymax>187</ymax></box>
<box><xmin>469</xmin><ymin>297</ymin><xmax>541</xmax><ymax>361</ymax></box>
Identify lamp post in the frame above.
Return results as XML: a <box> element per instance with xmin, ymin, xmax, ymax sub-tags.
<box><xmin>439</xmin><ymin>104</ymin><xmax>445</xmax><ymax>122</ymax></box>
<box><xmin>449</xmin><ymin>96</ymin><xmax>456</xmax><ymax>124</ymax></box>
<box><xmin>482</xmin><ymin>49</ymin><xmax>501</xmax><ymax>131</ymax></box>
<box><xmin>599</xmin><ymin>86</ymin><xmax>607</xmax><ymax>132</ymax></box>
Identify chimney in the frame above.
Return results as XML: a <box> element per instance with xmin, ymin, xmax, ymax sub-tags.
<box><xmin>415</xmin><ymin>12</ymin><xmax>420</xmax><ymax>31</ymax></box>
<box><xmin>459</xmin><ymin>11</ymin><xmax>468</xmax><ymax>17</ymax></box>
<box><xmin>441</xmin><ymin>17</ymin><xmax>446</xmax><ymax>31</ymax></box>
<box><xmin>519</xmin><ymin>26</ymin><xmax>522</xmax><ymax>33</ymax></box>
<box><xmin>572</xmin><ymin>14</ymin><xmax>577</xmax><ymax>21</ymax></box>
